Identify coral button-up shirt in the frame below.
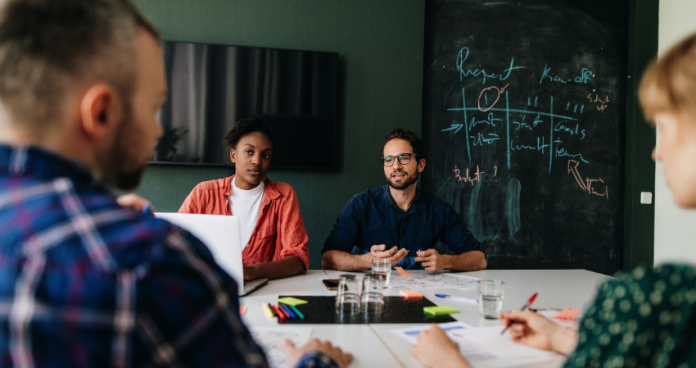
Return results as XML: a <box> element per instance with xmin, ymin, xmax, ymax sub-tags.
<box><xmin>178</xmin><ymin>176</ymin><xmax>310</xmax><ymax>271</ymax></box>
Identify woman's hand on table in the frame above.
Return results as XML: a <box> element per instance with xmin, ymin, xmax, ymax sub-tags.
<box><xmin>500</xmin><ymin>311</ymin><xmax>578</xmax><ymax>355</ymax></box>
<box><xmin>282</xmin><ymin>338</ymin><xmax>353</xmax><ymax>368</ymax></box>
<box><xmin>411</xmin><ymin>324</ymin><xmax>471</xmax><ymax>368</ymax></box>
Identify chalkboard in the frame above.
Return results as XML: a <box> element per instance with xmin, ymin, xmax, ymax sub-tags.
<box><xmin>422</xmin><ymin>0</ymin><xmax>628</xmax><ymax>275</ymax></box>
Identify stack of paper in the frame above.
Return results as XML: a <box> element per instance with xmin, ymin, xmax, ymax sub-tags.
<box><xmin>390</xmin><ymin>273</ymin><xmax>480</xmax><ymax>289</ymax></box>
<box><xmin>391</xmin><ymin>322</ymin><xmax>558</xmax><ymax>368</ymax></box>
<box><xmin>250</xmin><ymin>327</ymin><xmax>312</xmax><ymax>368</ymax></box>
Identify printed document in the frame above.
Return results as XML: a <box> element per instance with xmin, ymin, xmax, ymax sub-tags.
<box><xmin>391</xmin><ymin>322</ymin><xmax>558</xmax><ymax>368</ymax></box>
<box><xmin>390</xmin><ymin>272</ymin><xmax>479</xmax><ymax>289</ymax></box>
<box><xmin>250</xmin><ymin>327</ymin><xmax>312</xmax><ymax>368</ymax></box>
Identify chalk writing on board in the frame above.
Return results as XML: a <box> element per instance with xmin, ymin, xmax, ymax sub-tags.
<box><xmin>478</xmin><ymin>84</ymin><xmax>509</xmax><ymax>111</ymax></box>
<box><xmin>456</xmin><ymin>47</ymin><xmax>526</xmax><ymax>84</ymax></box>
<box><xmin>446</xmin><ymin>47</ymin><xmax>601</xmax><ymax>176</ymax></box>
<box><xmin>540</xmin><ymin>64</ymin><xmax>593</xmax><ymax>84</ymax></box>
<box><xmin>587</xmin><ymin>94</ymin><xmax>610</xmax><ymax>111</ymax></box>
<box><xmin>447</xmin><ymin>89</ymin><xmax>588</xmax><ymax>171</ymax></box>
<box><xmin>423</xmin><ymin>0</ymin><xmax>626</xmax><ymax>274</ymax></box>
<box><xmin>567</xmin><ymin>160</ymin><xmax>609</xmax><ymax>199</ymax></box>
<box><xmin>442</xmin><ymin>124</ymin><xmax>464</xmax><ymax>134</ymax></box>
<box><xmin>453</xmin><ymin>165</ymin><xmax>498</xmax><ymax>185</ymax></box>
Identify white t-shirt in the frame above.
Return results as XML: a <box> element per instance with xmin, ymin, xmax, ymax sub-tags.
<box><xmin>229</xmin><ymin>178</ymin><xmax>265</xmax><ymax>248</ymax></box>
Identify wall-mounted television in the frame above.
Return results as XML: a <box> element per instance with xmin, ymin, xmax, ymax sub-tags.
<box><xmin>151</xmin><ymin>41</ymin><xmax>339</xmax><ymax>170</ymax></box>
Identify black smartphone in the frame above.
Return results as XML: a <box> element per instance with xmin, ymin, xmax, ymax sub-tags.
<box><xmin>322</xmin><ymin>279</ymin><xmax>340</xmax><ymax>290</ymax></box>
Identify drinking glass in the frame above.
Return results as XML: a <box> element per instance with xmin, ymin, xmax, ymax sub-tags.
<box><xmin>360</xmin><ymin>275</ymin><xmax>384</xmax><ymax>321</ymax></box>
<box><xmin>362</xmin><ymin>275</ymin><xmax>385</xmax><ymax>304</ymax></box>
<box><xmin>371</xmin><ymin>258</ymin><xmax>391</xmax><ymax>287</ymax></box>
<box><xmin>335</xmin><ymin>274</ymin><xmax>362</xmax><ymax>315</ymax></box>
<box><xmin>478</xmin><ymin>279</ymin><xmax>505</xmax><ymax>319</ymax></box>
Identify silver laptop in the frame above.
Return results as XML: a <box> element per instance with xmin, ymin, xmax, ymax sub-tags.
<box><xmin>154</xmin><ymin>213</ymin><xmax>269</xmax><ymax>296</ymax></box>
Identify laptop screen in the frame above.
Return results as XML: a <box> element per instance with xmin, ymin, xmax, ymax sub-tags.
<box><xmin>154</xmin><ymin>213</ymin><xmax>245</xmax><ymax>295</ymax></box>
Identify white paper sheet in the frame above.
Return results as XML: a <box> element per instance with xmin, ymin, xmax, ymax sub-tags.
<box><xmin>390</xmin><ymin>272</ymin><xmax>479</xmax><ymax>289</ymax></box>
<box><xmin>250</xmin><ymin>327</ymin><xmax>313</xmax><ymax>368</ymax></box>
<box><xmin>390</xmin><ymin>322</ymin><xmax>558</xmax><ymax>368</ymax></box>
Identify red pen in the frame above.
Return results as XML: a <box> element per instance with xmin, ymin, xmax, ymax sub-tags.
<box><xmin>271</xmin><ymin>305</ymin><xmax>285</xmax><ymax>320</ymax></box>
<box><xmin>501</xmin><ymin>292</ymin><xmax>538</xmax><ymax>335</ymax></box>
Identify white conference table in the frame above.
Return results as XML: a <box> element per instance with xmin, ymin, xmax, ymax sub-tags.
<box><xmin>240</xmin><ymin>269</ymin><xmax>611</xmax><ymax>368</ymax></box>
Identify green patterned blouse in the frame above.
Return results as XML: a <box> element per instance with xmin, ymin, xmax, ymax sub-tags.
<box><xmin>564</xmin><ymin>264</ymin><xmax>696</xmax><ymax>368</ymax></box>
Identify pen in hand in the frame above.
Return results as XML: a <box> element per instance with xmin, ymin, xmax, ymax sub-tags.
<box><xmin>501</xmin><ymin>292</ymin><xmax>538</xmax><ymax>335</ymax></box>
<box><xmin>142</xmin><ymin>203</ymin><xmax>152</xmax><ymax>215</ymax></box>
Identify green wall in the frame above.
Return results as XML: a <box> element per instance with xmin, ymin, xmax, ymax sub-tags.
<box><xmin>131</xmin><ymin>0</ymin><xmax>426</xmax><ymax>269</ymax></box>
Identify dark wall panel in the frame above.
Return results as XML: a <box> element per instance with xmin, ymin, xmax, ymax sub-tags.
<box><xmin>131</xmin><ymin>0</ymin><xmax>426</xmax><ymax>269</ymax></box>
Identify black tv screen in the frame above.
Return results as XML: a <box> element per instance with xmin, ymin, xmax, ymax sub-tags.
<box><xmin>151</xmin><ymin>41</ymin><xmax>339</xmax><ymax>170</ymax></box>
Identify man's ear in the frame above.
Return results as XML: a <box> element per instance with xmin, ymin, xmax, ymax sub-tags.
<box><xmin>79</xmin><ymin>84</ymin><xmax>123</xmax><ymax>140</ymax></box>
<box><xmin>229</xmin><ymin>148</ymin><xmax>236</xmax><ymax>164</ymax></box>
<box><xmin>418</xmin><ymin>157</ymin><xmax>426</xmax><ymax>173</ymax></box>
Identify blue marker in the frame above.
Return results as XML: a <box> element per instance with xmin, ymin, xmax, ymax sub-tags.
<box><xmin>142</xmin><ymin>203</ymin><xmax>151</xmax><ymax>215</ymax></box>
<box><xmin>281</xmin><ymin>304</ymin><xmax>296</xmax><ymax>319</ymax></box>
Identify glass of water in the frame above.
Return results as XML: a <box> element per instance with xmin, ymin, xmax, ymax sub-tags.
<box><xmin>478</xmin><ymin>279</ymin><xmax>505</xmax><ymax>319</ymax></box>
<box><xmin>362</xmin><ymin>275</ymin><xmax>384</xmax><ymax>316</ymax></box>
<box><xmin>335</xmin><ymin>274</ymin><xmax>362</xmax><ymax>315</ymax></box>
<box><xmin>371</xmin><ymin>258</ymin><xmax>391</xmax><ymax>287</ymax></box>
<box><xmin>362</xmin><ymin>275</ymin><xmax>384</xmax><ymax>303</ymax></box>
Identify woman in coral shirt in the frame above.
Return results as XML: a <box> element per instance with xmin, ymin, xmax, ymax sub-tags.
<box><xmin>179</xmin><ymin>118</ymin><xmax>309</xmax><ymax>281</ymax></box>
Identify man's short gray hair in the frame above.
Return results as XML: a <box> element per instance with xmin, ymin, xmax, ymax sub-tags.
<box><xmin>0</xmin><ymin>0</ymin><xmax>160</xmax><ymax>129</ymax></box>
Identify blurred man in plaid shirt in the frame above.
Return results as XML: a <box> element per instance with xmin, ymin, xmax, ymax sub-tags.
<box><xmin>0</xmin><ymin>0</ymin><xmax>352</xmax><ymax>367</ymax></box>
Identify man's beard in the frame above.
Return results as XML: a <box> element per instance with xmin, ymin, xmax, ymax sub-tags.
<box><xmin>100</xmin><ymin>111</ymin><xmax>147</xmax><ymax>190</ymax></box>
<box><xmin>385</xmin><ymin>169</ymin><xmax>418</xmax><ymax>190</ymax></box>
<box><xmin>111</xmin><ymin>155</ymin><xmax>145</xmax><ymax>190</ymax></box>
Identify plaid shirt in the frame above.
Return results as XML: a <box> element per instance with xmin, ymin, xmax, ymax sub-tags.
<box><xmin>0</xmin><ymin>144</ymin><xmax>336</xmax><ymax>368</ymax></box>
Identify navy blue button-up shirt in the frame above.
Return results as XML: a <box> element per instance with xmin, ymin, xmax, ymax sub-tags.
<box><xmin>322</xmin><ymin>185</ymin><xmax>483</xmax><ymax>269</ymax></box>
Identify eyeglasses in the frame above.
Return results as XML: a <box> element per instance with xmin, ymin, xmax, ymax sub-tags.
<box><xmin>381</xmin><ymin>153</ymin><xmax>415</xmax><ymax>167</ymax></box>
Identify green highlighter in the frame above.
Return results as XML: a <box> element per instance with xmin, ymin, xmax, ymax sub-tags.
<box><xmin>423</xmin><ymin>306</ymin><xmax>458</xmax><ymax>317</ymax></box>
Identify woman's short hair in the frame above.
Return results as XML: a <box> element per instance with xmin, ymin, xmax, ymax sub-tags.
<box><xmin>639</xmin><ymin>32</ymin><xmax>696</xmax><ymax>120</ymax></box>
<box><xmin>222</xmin><ymin>117</ymin><xmax>274</xmax><ymax>149</ymax></box>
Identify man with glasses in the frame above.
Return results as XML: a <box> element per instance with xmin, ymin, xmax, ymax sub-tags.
<box><xmin>321</xmin><ymin>127</ymin><xmax>486</xmax><ymax>271</ymax></box>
